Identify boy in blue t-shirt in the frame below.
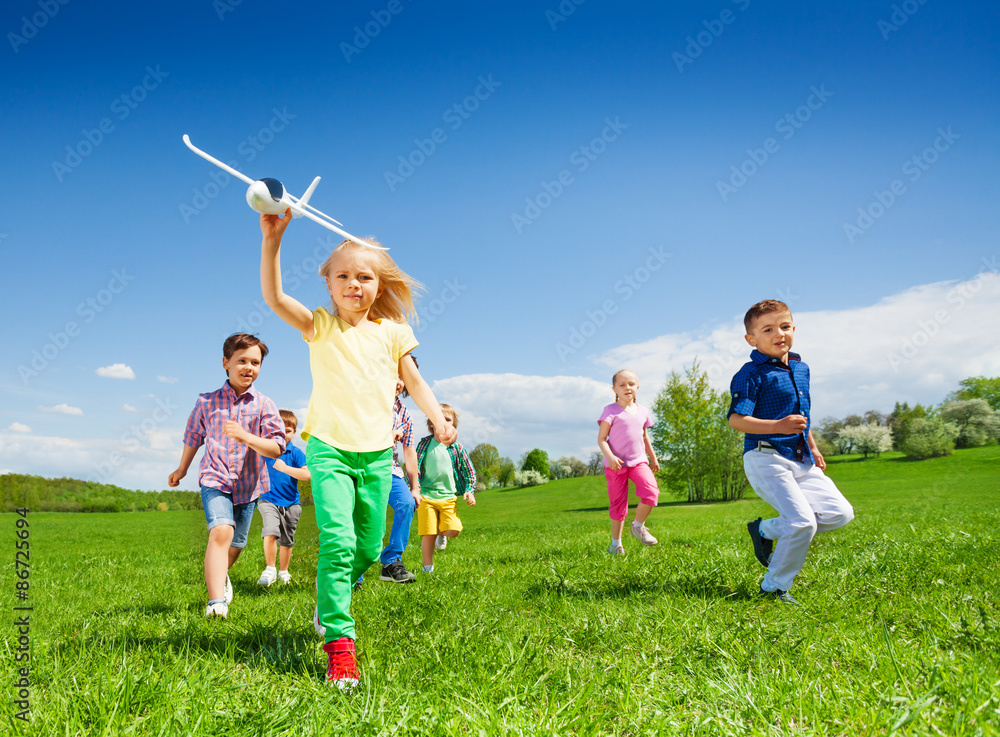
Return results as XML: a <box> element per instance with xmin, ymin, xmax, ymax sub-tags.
<box><xmin>728</xmin><ymin>300</ymin><xmax>854</xmax><ymax>604</ymax></box>
<box><xmin>256</xmin><ymin>409</ymin><xmax>310</xmax><ymax>586</ymax></box>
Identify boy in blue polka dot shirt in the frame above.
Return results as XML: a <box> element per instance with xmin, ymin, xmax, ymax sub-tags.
<box><xmin>728</xmin><ymin>299</ymin><xmax>854</xmax><ymax>604</ymax></box>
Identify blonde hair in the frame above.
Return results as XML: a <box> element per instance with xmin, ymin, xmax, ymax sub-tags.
<box><xmin>427</xmin><ymin>403</ymin><xmax>458</xmax><ymax>432</ymax></box>
<box><xmin>611</xmin><ymin>369</ymin><xmax>638</xmax><ymax>385</ymax></box>
<box><xmin>318</xmin><ymin>239</ymin><xmax>423</xmax><ymax>324</ymax></box>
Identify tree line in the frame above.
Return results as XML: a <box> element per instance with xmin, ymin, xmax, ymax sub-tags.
<box><xmin>0</xmin><ymin>474</ymin><xmax>205</xmax><ymax>514</ymax></box>
<box><xmin>0</xmin><ymin>473</ymin><xmax>316</xmax><ymax>514</ymax></box>
<box><xmin>813</xmin><ymin>376</ymin><xmax>1000</xmax><ymax>460</ymax></box>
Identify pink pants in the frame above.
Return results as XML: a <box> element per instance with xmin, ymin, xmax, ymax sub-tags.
<box><xmin>605</xmin><ymin>462</ymin><xmax>660</xmax><ymax>521</ymax></box>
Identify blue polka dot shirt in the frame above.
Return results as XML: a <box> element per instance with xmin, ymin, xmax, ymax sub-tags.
<box><xmin>728</xmin><ymin>350</ymin><xmax>813</xmax><ymax>463</ymax></box>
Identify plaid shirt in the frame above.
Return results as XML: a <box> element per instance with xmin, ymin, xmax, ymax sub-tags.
<box><xmin>728</xmin><ymin>350</ymin><xmax>813</xmax><ymax>464</ymax></box>
<box><xmin>415</xmin><ymin>436</ymin><xmax>477</xmax><ymax>495</ymax></box>
<box><xmin>181</xmin><ymin>382</ymin><xmax>286</xmax><ymax>504</ymax></box>
<box><xmin>391</xmin><ymin>398</ymin><xmax>414</xmax><ymax>478</ymax></box>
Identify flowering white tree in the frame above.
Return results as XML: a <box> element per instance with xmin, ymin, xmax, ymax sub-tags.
<box><xmin>838</xmin><ymin>423</ymin><xmax>893</xmax><ymax>459</ymax></box>
<box><xmin>514</xmin><ymin>470</ymin><xmax>548</xmax><ymax>487</ymax></box>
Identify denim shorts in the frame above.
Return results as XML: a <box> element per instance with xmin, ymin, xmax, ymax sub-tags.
<box><xmin>200</xmin><ymin>486</ymin><xmax>257</xmax><ymax>549</ymax></box>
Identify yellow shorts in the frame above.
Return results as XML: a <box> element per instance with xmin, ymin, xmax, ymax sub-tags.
<box><xmin>418</xmin><ymin>496</ymin><xmax>463</xmax><ymax>536</ymax></box>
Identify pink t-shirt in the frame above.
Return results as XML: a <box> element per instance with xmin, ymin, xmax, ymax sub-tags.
<box><xmin>598</xmin><ymin>402</ymin><xmax>653</xmax><ymax>468</ymax></box>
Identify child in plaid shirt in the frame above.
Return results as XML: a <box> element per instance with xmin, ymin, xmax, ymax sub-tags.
<box><xmin>415</xmin><ymin>404</ymin><xmax>476</xmax><ymax>573</ymax></box>
<box><xmin>168</xmin><ymin>333</ymin><xmax>285</xmax><ymax>620</ymax></box>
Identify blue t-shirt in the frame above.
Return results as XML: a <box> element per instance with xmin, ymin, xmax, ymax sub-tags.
<box><xmin>261</xmin><ymin>444</ymin><xmax>306</xmax><ymax>506</ymax></box>
<box><xmin>728</xmin><ymin>350</ymin><xmax>813</xmax><ymax>464</ymax></box>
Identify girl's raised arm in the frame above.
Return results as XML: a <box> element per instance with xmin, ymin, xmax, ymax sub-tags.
<box><xmin>400</xmin><ymin>354</ymin><xmax>457</xmax><ymax>445</ymax></box>
<box><xmin>260</xmin><ymin>211</ymin><xmax>315</xmax><ymax>338</ymax></box>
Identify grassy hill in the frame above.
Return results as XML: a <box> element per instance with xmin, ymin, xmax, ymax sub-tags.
<box><xmin>0</xmin><ymin>472</ymin><xmax>203</xmax><ymax>513</ymax></box>
<box><xmin>2</xmin><ymin>446</ymin><xmax>997</xmax><ymax>735</ymax></box>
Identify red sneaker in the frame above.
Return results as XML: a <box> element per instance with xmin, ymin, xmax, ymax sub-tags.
<box><xmin>323</xmin><ymin>637</ymin><xmax>360</xmax><ymax>689</ymax></box>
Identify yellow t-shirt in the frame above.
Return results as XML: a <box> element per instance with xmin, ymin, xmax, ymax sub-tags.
<box><xmin>301</xmin><ymin>307</ymin><xmax>418</xmax><ymax>452</ymax></box>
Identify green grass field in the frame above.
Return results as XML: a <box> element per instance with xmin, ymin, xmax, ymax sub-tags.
<box><xmin>3</xmin><ymin>447</ymin><xmax>999</xmax><ymax>735</ymax></box>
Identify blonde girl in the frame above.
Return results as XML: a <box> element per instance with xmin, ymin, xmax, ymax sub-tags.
<box><xmin>597</xmin><ymin>369</ymin><xmax>661</xmax><ymax>554</ymax></box>
<box><xmin>260</xmin><ymin>211</ymin><xmax>454</xmax><ymax>688</ymax></box>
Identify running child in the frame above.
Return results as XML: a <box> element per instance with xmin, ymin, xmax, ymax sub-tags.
<box><xmin>260</xmin><ymin>210</ymin><xmax>455</xmax><ymax>688</ymax></box>
<box><xmin>729</xmin><ymin>299</ymin><xmax>854</xmax><ymax>604</ymax></box>
<box><xmin>415</xmin><ymin>404</ymin><xmax>476</xmax><ymax>573</ymax></box>
<box><xmin>168</xmin><ymin>333</ymin><xmax>286</xmax><ymax>619</ymax></box>
<box><xmin>256</xmin><ymin>409</ymin><xmax>310</xmax><ymax>587</ymax></box>
<box><xmin>597</xmin><ymin>369</ymin><xmax>661</xmax><ymax>555</ymax></box>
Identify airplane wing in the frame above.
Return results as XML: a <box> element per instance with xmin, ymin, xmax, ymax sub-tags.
<box><xmin>294</xmin><ymin>208</ymin><xmax>387</xmax><ymax>251</ymax></box>
<box><xmin>182</xmin><ymin>135</ymin><xmax>255</xmax><ymax>186</ymax></box>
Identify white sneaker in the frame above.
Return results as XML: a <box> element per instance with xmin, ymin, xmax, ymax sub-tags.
<box><xmin>435</xmin><ymin>535</ymin><xmax>447</xmax><ymax>551</ymax></box>
<box><xmin>313</xmin><ymin>606</ymin><xmax>326</xmax><ymax>637</ymax></box>
<box><xmin>257</xmin><ymin>568</ymin><xmax>276</xmax><ymax>587</ymax></box>
<box><xmin>278</xmin><ymin>571</ymin><xmax>292</xmax><ymax>585</ymax></box>
<box><xmin>205</xmin><ymin>601</ymin><xmax>228</xmax><ymax>619</ymax></box>
<box><xmin>631</xmin><ymin>521</ymin><xmax>658</xmax><ymax>546</ymax></box>
<box><xmin>608</xmin><ymin>541</ymin><xmax>626</xmax><ymax>556</ymax></box>
<box><xmin>423</xmin><ymin>564</ymin><xmax>434</xmax><ymax>573</ymax></box>
<box><xmin>223</xmin><ymin>574</ymin><xmax>233</xmax><ymax>603</ymax></box>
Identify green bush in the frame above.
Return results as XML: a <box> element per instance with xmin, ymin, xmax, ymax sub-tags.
<box><xmin>902</xmin><ymin>417</ymin><xmax>959</xmax><ymax>459</ymax></box>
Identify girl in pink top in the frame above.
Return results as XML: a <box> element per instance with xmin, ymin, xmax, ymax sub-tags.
<box><xmin>597</xmin><ymin>369</ymin><xmax>661</xmax><ymax>555</ymax></box>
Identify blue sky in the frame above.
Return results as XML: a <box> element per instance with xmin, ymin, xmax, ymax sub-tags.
<box><xmin>2</xmin><ymin>0</ymin><xmax>998</xmax><ymax>491</ymax></box>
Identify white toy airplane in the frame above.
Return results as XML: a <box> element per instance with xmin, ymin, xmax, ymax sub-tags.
<box><xmin>182</xmin><ymin>134</ymin><xmax>385</xmax><ymax>250</ymax></box>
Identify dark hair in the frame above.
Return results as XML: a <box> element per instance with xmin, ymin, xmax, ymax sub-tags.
<box><xmin>743</xmin><ymin>300</ymin><xmax>791</xmax><ymax>333</ymax></box>
<box><xmin>278</xmin><ymin>409</ymin><xmax>297</xmax><ymax>428</ymax></box>
<box><xmin>223</xmin><ymin>333</ymin><xmax>269</xmax><ymax>360</ymax></box>
<box><xmin>399</xmin><ymin>354</ymin><xmax>418</xmax><ymax>398</ymax></box>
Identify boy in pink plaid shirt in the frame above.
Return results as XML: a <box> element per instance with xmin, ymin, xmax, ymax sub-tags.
<box><xmin>169</xmin><ymin>333</ymin><xmax>286</xmax><ymax>619</ymax></box>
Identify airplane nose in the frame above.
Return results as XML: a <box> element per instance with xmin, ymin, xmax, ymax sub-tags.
<box><xmin>246</xmin><ymin>179</ymin><xmax>287</xmax><ymax>214</ymax></box>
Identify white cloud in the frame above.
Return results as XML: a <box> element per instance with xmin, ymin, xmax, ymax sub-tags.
<box><xmin>123</xmin><ymin>404</ymin><xmax>137</xmax><ymax>412</ymax></box>
<box><xmin>39</xmin><ymin>404</ymin><xmax>83</xmax><ymax>416</ymax></box>
<box><xmin>417</xmin><ymin>273</ymin><xmax>1000</xmax><ymax>462</ymax></box>
<box><xmin>7</xmin><ymin>275</ymin><xmax>997</xmax><ymax>490</ymax></box>
<box><xmin>8</xmin><ymin>423</ymin><xmax>31</xmax><ymax>433</ymax></box>
<box><xmin>96</xmin><ymin>364</ymin><xmax>135</xmax><ymax>379</ymax></box>
<box><xmin>414</xmin><ymin>373</ymin><xmax>614</xmax><ymax>463</ymax></box>
<box><xmin>157</xmin><ymin>375</ymin><xmax>179</xmax><ymax>384</ymax></box>
<box><xmin>596</xmin><ymin>271</ymin><xmax>1000</xmax><ymax>416</ymax></box>
<box><xmin>0</xmin><ymin>426</ymin><xmax>185</xmax><ymax>491</ymax></box>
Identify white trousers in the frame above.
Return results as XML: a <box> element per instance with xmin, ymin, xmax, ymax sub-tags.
<box><xmin>743</xmin><ymin>450</ymin><xmax>854</xmax><ymax>592</ymax></box>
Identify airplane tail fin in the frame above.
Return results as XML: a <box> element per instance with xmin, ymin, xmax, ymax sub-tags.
<box><xmin>290</xmin><ymin>177</ymin><xmax>321</xmax><ymax>218</ymax></box>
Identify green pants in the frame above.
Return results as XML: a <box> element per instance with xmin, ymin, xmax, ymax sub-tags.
<box><xmin>307</xmin><ymin>438</ymin><xmax>391</xmax><ymax>642</ymax></box>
